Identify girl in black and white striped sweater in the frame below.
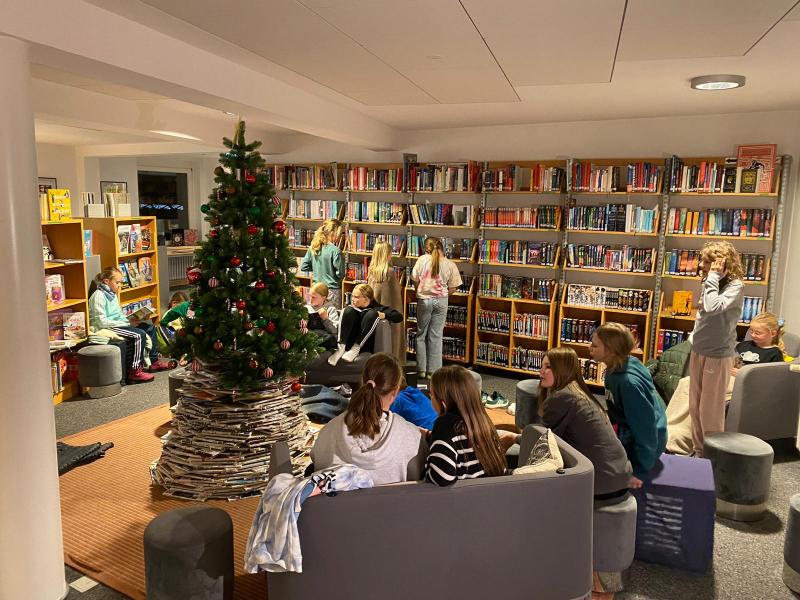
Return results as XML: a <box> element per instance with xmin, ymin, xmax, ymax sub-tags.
<box><xmin>425</xmin><ymin>366</ymin><xmax>508</xmax><ymax>486</ymax></box>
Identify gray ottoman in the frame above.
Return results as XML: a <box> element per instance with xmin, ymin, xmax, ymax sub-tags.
<box><xmin>515</xmin><ymin>379</ymin><xmax>542</xmax><ymax>430</ymax></box>
<box><xmin>594</xmin><ymin>494</ymin><xmax>637</xmax><ymax>592</ymax></box>
<box><xmin>704</xmin><ymin>431</ymin><xmax>774</xmax><ymax>521</ymax></box>
<box><xmin>784</xmin><ymin>493</ymin><xmax>800</xmax><ymax>593</ymax></box>
<box><xmin>168</xmin><ymin>367</ymin><xmax>189</xmax><ymax>408</ymax></box>
<box><xmin>78</xmin><ymin>345</ymin><xmax>122</xmax><ymax>398</ymax></box>
<box><xmin>144</xmin><ymin>506</ymin><xmax>234</xmax><ymax>600</ymax></box>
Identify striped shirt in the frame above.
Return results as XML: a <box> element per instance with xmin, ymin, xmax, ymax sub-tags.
<box><xmin>425</xmin><ymin>412</ymin><xmax>486</xmax><ymax>486</ymax></box>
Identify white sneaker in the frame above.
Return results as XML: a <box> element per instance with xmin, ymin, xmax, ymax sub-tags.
<box><xmin>506</xmin><ymin>402</ymin><xmax>516</xmax><ymax>416</ymax></box>
<box><xmin>341</xmin><ymin>345</ymin><xmax>361</xmax><ymax>363</ymax></box>
<box><xmin>328</xmin><ymin>344</ymin><xmax>346</xmax><ymax>366</ymax></box>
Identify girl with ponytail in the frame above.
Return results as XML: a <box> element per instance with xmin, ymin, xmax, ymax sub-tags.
<box><xmin>311</xmin><ymin>353</ymin><xmax>426</xmax><ymax>484</ymax></box>
<box><xmin>300</xmin><ymin>218</ymin><xmax>345</xmax><ymax>308</ymax></box>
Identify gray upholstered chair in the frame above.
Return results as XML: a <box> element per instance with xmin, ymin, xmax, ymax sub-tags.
<box><xmin>304</xmin><ymin>319</ymin><xmax>392</xmax><ymax>386</ymax></box>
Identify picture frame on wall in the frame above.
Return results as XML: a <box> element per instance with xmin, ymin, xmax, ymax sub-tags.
<box><xmin>38</xmin><ymin>177</ymin><xmax>57</xmax><ymax>194</ymax></box>
<box><xmin>101</xmin><ymin>181</ymin><xmax>128</xmax><ymax>195</ymax></box>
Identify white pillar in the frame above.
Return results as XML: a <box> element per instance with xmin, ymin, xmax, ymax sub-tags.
<box><xmin>0</xmin><ymin>36</ymin><xmax>68</xmax><ymax>600</ymax></box>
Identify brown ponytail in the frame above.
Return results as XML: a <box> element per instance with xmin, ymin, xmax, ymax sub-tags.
<box><xmin>345</xmin><ymin>353</ymin><xmax>404</xmax><ymax>438</ymax></box>
<box><xmin>424</xmin><ymin>237</ymin><xmax>444</xmax><ymax>278</ymax></box>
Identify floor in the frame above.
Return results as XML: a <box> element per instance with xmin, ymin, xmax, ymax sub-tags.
<box><xmin>55</xmin><ymin>368</ymin><xmax>800</xmax><ymax>600</ymax></box>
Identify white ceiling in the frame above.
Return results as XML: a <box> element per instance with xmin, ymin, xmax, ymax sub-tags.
<box><xmin>27</xmin><ymin>0</ymin><xmax>800</xmax><ymax>143</ymax></box>
<box><xmin>34</xmin><ymin>122</ymin><xmax>157</xmax><ymax>145</ymax></box>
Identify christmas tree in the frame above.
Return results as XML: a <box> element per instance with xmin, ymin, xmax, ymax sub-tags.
<box><xmin>171</xmin><ymin>120</ymin><xmax>318</xmax><ymax>388</ymax></box>
<box><xmin>152</xmin><ymin>122</ymin><xmax>318</xmax><ymax>500</ymax></box>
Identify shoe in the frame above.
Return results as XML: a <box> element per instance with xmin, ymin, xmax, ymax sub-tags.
<box><xmin>418</xmin><ymin>372</ymin><xmax>427</xmax><ymax>380</ymax></box>
<box><xmin>480</xmin><ymin>391</ymin><xmax>492</xmax><ymax>406</ymax></box>
<box><xmin>506</xmin><ymin>402</ymin><xmax>516</xmax><ymax>416</ymax></box>
<box><xmin>127</xmin><ymin>368</ymin><xmax>155</xmax><ymax>384</ymax></box>
<box><xmin>149</xmin><ymin>359</ymin><xmax>175</xmax><ymax>372</ymax></box>
<box><xmin>341</xmin><ymin>344</ymin><xmax>361</xmax><ymax>363</ymax></box>
<box><xmin>485</xmin><ymin>391</ymin><xmax>510</xmax><ymax>409</ymax></box>
<box><xmin>328</xmin><ymin>344</ymin><xmax>346</xmax><ymax>366</ymax></box>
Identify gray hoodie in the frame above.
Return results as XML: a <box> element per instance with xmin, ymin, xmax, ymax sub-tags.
<box><xmin>311</xmin><ymin>411</ymin><xmax>427</xmax><ymax>485</ymax></box>
<box><xmin>691</xmin><ymin>271</ymin><xmax>744</xmax><ymax>358</ymax></box>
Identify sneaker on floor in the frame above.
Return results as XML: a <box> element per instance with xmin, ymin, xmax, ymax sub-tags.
<box><xmin>127</xmin><ymin>368</ymin><xmax>155</xmax><ymax>384</ymax></box>
<box><xmin>149</xmin><ymin>359</ymin><xmax>175</xmax><ymax>372</ymax></box>
<box><xmin>417</xmin><ymin>372</ymin><xmax>427</xmax><ymax>381</ymax></box>
<box><xmin>485</xmin><ymin>391</ymin><xmax>510</xmax><ymax>409</ymax></box>
<box><xmin>341</xmin><ymin>345</ymin><xmax>361</xmax><ymax>363</ymax></box>
<box><xmin>506</xmin><ymin>402</ymin><xmax>516</xmax><ymax>416</ymax></box>
<box><xmin>480</xmin><ymin>391</ymin><xmax>492</xmax><ymax>406</ymax></box>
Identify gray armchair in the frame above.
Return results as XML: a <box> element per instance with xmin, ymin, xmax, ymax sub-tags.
<box><xmin>304</xmin><ymin>319</ymin><xmax>392</xmax><ymax>386</ymax></box>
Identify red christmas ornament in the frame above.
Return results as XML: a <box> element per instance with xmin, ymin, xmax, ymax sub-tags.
<box><xmin>236</xmin><ymin>299</ymin><xmax>247</xmax><ymax>310</ymax></box>
<box><xmin>213</xmin><ymin>340</ymin><xmax>224</xmax><ymax>352</ymax></box>
<box><xmin>291</xmin><ymin>381</ymin><xmax>302</xmax><ymax>393</ymax></box>
<box><xmin>255</xmin><ymin>281</ymin><xmax>266</xmax><ymax>291</ymax></box>
<box><xmin>187</xmin><ymin>266</ymin><xmax>202</xmax><ymax>284</ymax></box>
<box><xmin>248</xmin><ymin>357</ymin><xmax>259</xmax><ymax>370</ymax></box>
<box><xmin>299</xmin><ymin>319</ymin><xmax>308</xmax><ymax>329</ymax></box>
<box><xmin>263</xmin><ymin>367</ymin><xmax>274</xmax><ymax>379</ymax></box>
<box><xmin>280</xmin><ymin>339</ymin><xmax>291</xmax><ymax>350</ymax></box>
<box><xmin>265</xmin><ymin>321</ymin><xmax>277</xmax><ymax>333</ymax></box>
<box><xmin>247</xmin><ymin>224</ymin><xmax>260</xmax><ymax>236</ymax></box>
<box><xmin>272</xmin><ymin>219</ymin><xmax>287</xmax><ymax>234</ymax></box>
<box><xmin>208</xmin><ymin>276</ymin><xmax>219</xmax><ymax>288</ymax></box>
<box><xmin>190</xmin><ymin>359</ymin><xmax>202</xmax><ymax>372</ymax></box>
<box><xmin>266</xmin><ymin>270</ymin><xmax>276</xmax><ymax>279</ymax></box>
<box><xmin>245</xmin><ymin>170</ymin><xmax>256</xmax><ymax>184</ymax></box>
<box><xmin>178</xmin><ymin>328</ymin><xmax>187</xmax><ymax>337</ymax></box>
<box><xmin>209</xmin><ymin>229</ymin><xmax>220</xmax><ymax>239</ymax></box>
<box><xmin>230</xmin><ymin>256</ymin><xmax>242</xmax><ymax>267</ymax></box>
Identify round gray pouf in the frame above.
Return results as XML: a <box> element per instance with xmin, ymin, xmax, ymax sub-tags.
<box><xmin>144</xmin><ymin>506</ymin><xmax>234</xmax><ymax>600</ymax></box>
<box><xmin>78</xmin><ymin>345</ymin><xmax>122</xmax><ymax>399</ymax></box>
<box><xmin>168</xmin><ymin>367</ymin><xmax>189</xmax><ymax>408</ymax></box>
<box><xmin>515</xmin><ymin>379</ymin><xmax>541</xmax><ymax>430</ymax></box>
<box><xmin>704</xmin><ymin>431</ymin><xmax>774</xmax><ymax>521</ymax></box>
<box><xmin>784</xmin><ymin>493</ymin><xmax>800</xmax><ymax>593</ymax></box>
<box><xmin>594</xmin><ymin>494</ymin><xmax>637</xmax><ymax>574</ymax></box>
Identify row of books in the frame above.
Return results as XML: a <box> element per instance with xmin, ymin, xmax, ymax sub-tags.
<box><xmin>666</xmin><ymin>207</ymin><xmax>772</xmax><ymax>238</ymax></box>
<box><xmin>664</xmin><ymin>250</ymin><xmax>767</xmax><ymax>280</ymax></box>
<box><xmin>345</xmin><ymin>167</ymin><xmax>403</xmax><ymax>192</ymax></box>
<box><xmin>407</xmin><ymin>203</ymin><xmax>474</xmax><ymax>226</ymax></box>
<box><xmin>477</xmin><ymin>310</ymin><xmax>511</xmax><ymax>333</ymax></box>
<box><xmin>481</xmin><ymin>165</ymin><xmax>565</xmax><ymax>193</ymax></box>
<box><xmin>560</xmin><ymin>318</ymin><xmax>600</xmax><ymax>344</ymax></box>
<box><xmin>119</xmin><ymin>258</ymin><xmax>154</xmax><ymax>289</ymax></box>
<box><xmin>408</xmin><ymin>162</ymin><xmax>480</xmax><ymax>193</ymax></box>
<box><xmin>48</xmin><ymin>310</ymin><xmax>86</xmax><ymax>341</ymax></box>
<box><xmin>117</xmin><ymin>224</ymin><xmax>152</xmax><ymax>255</ymax></box>
<box><xmin>481</xmin><ymin>206</ymin><xmax>560</xmax><ymax>229</ymax></box>
<box><xmin>566</xmin><ymin>284</ymin><xmax>652</xmax><ymax>312</ymax></box>
<box><xmin>347</xmin><ymin>232</ymin><xmax>405</xmax><ymax>255</ymax></box>
<box><xmin>567</xmin><ymin>204</ymin><xmax>658</xmax><ymax>234</ymax></box>
<box><xmin>406</xmin><ymin>303</ymin><xmax>468</xmax><ymax>327</ymax></box>
<box><xmin>512</xmin><ymin>348</ymin><xmax>546</xmax><ymax>372</ymax></box>
<box><xmin>479</xmin><ymin>240</ymin><xmax>557</xmax><ymax>266</ymax></box>
<box><xmin>579</xmin><ymin>358</ymin><xmax>606</xmax><ymax>383</ymax></box>
<box><xmin>657</xmin><ymin>329</ymin><xmax>688</xmax><ymax>355</ymax></box>
<box><xmin>287</xmin><ymin>199</ymin><xmax>345</xmax><ymax>220</ymax></box>
<box><xmin>407</xmin><ymin>237</ymin><xmax>473</xmax><ymax>260</ymax></box>
<box><xmin>478</xmin><ymin>276</ymin><xmax>557</xmax><ymax>302</ymax></box>
<box><xmin>280</xmin><ymin>165</ymin><xmax>340</xmax><ymax>190</ymax></box>
<box><xmin>349</xmin><ymin>201</ymin><xmax>404</xmax><ymax>223</ymax></box>
<box><xmin>668</xmin><ymin>146</ymin><xmax>777</xmax><ymax>194</ymax></box>
<box><xmin>566</xmin><ymin>244</ymin><xmax>655</xmax><ymax>273</ymax></box>
<box><xmin>741</xmin><ymin>297</ymin><xmax>765</xmax><ymax>324</ymax></box>
<box><xmin>407</xmin><ymin>330</ymin><xmax>468</xmax><ymax>360</ymax></box>
<box><xmin>476</xmin><ymin>342</ymin><xmax>509</xmax><ymax>367</ymax></box>
<box><xmin>514</xmin><ymin>314</ymin><xmax>550</xmax><ymax>338</ymax></box>
<box><xmin>288</xmin><ymin>226</ymin><xmax>314</xmax><ymax>248</ymax></box>
<box><xmin>571</xmin><ymin>162</ymin><xmax>664</xmax><ymax>193</ymax></box>
<box><xmin>51</xmin><ymin>351</ymin><xmax>79</xmax><ymax>395</ymax></box>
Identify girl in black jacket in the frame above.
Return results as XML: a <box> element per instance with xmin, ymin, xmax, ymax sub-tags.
<box><xmin>328</xmin><ymin>283</ymin><xmax>403</xmax><ymax>365</ymax></box>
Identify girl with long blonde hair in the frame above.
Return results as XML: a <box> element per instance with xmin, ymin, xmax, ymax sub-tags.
<box><xmin>425</xmin><ymin>366</ymin><xmax>507</xmax><ymax>485</ymax></box>
<box><xmin>301</xmin><ymin>218</ymin><xmax>345</xmax><ymax>308</ymax></box>
<box><xmin>411</xmin><ymin>237</ymin><xmax>462</xmax><ymax>379</ymax></box>
<box><xmin>367</xmin><ymin>240</ymin><xmax>406</xmax><ymax>360</ymax></box>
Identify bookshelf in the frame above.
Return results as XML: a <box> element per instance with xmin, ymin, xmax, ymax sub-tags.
<box><xmin>42</xmin><ymin>219</ymin><xmax>88</xmax><ymax>404</ymax></box>
<box><xmin>82</xmin><ymin>216</ymin><xmax>161</xmax><ymax>321</ymax></box>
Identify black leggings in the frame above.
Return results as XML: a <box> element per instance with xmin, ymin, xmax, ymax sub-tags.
<box><xmin>338</xmin><ymin>307</ymin><xmax>381</xmax><ymax>354</ymax></box>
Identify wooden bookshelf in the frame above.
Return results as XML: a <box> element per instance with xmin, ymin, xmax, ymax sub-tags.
<box><xmin>82</xmin><ymin>216</ymin><xmax>161</xmax><ymax>321</ymax></box>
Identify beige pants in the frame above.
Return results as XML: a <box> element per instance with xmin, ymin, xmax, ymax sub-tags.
<box><xmin>689</xmin><ymin>352</ymin><xmax>734</xmax><ymax>456</ymax></box>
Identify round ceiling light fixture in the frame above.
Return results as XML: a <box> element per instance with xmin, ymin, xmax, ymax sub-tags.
<box><xmin>690</xmin><ymin>74</ymin><xmax>746</xmax><ymax>90</ymax></box>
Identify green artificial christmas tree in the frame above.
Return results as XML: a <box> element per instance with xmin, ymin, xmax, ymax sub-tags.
<box><xmin>152</xmin><ymin>122</ymin><xmax>319</xmax><ymax>500</ymax></box>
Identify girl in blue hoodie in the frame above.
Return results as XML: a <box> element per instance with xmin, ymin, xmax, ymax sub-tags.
<box><xmin>590</xmin><ymin>322</ymin><xmax>667</xmax><ymax>488</ymax></box>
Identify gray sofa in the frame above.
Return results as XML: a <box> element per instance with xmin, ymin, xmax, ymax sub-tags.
<box><xmin>304</xmin><ymin>319</ymin><xmax>392</xmax><ymax>386</ymax></box>
<box><xmin>267</xmin><ymin>426</ymin><xmax>595</xmax><ymax>600</ymax></box>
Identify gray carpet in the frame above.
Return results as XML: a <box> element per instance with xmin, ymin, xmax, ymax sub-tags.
<box><xmin>54</xmin><ymin>368</ymin><xmax>800</xmax><ymax>600</ymax></box>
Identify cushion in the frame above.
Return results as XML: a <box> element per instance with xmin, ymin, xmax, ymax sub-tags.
<box><xmin>513</xmin><ymin>428</ymin><xmax>563</xmax><ymax>475</ymax></box>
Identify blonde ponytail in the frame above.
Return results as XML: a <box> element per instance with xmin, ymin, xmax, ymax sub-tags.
<box><xmin>310</xmin><ymin>219</ymin><xmax>342</xmax><ymax>256</ymax></box>
<box><xmin>424</xmin><ymin>237</ymin><xmax>443</xmax><ymax>278</ymax></box>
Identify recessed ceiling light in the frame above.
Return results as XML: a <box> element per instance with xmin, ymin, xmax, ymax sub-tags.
<box><xmin>690</xmin><ymin>74</ymin><xmax>745</xmax><ymax>90</ymax></box>
<box><xmin>222</xmin><ymin>111</ymin><xmax>236</xmax><ymax>116</ymax></box>
<box><xmin>149</xmin><ymin>130</ymin><xmax>202</xmax><ymax>141</ymax></box>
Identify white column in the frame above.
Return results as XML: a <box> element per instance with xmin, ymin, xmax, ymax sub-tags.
<box><xmin>0</xmin><ymin>36</ymin><xmax>68</xmax><ymax>600</ymax></box>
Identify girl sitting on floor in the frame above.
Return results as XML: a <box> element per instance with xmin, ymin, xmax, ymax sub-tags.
<box><xmin>425</xmin><ymin>365</ymin><xmax>512</xmax><ymax>486</ymax></box>
<box><xmin>327</xmin><ymin>283</ymin><xmax>403</xmax><ymax>366</ymax></box>
<box><xmin>304</xmin><ymin>282</ymin><xmax>340</xmax><ymax>351</ymax></box>
<box><xmin>311</xmin><ymin>353</ymin><xmax>426</xmax><ymax>485</ymax></box>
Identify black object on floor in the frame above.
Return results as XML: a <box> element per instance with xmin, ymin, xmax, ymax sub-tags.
<box><xmin>57</xmin><ymin>442</ymin><xmax>114</xmax><ymax>476</ymax></box>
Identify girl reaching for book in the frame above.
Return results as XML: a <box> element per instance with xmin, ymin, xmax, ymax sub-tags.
<box><xmin>301</xmin><ymin>219</ymin><xmax>345</xmax><ymax>309</ymax></box>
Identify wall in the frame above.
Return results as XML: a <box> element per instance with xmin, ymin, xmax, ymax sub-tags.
<box><xmin>98</xmin><ymin>157</ymin><xmax>140</xmax><ymax>216</ymax></box>
<box><xmin>35</xmin><ymin>143</ymin><xmax>79</xmax><ymax>215</ymax></box>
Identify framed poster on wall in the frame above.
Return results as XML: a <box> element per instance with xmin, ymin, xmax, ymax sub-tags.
<box><xmin>38</xmin><ymin>177</ymin><xmax>57</xmax><ymax>194</ymax></box>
